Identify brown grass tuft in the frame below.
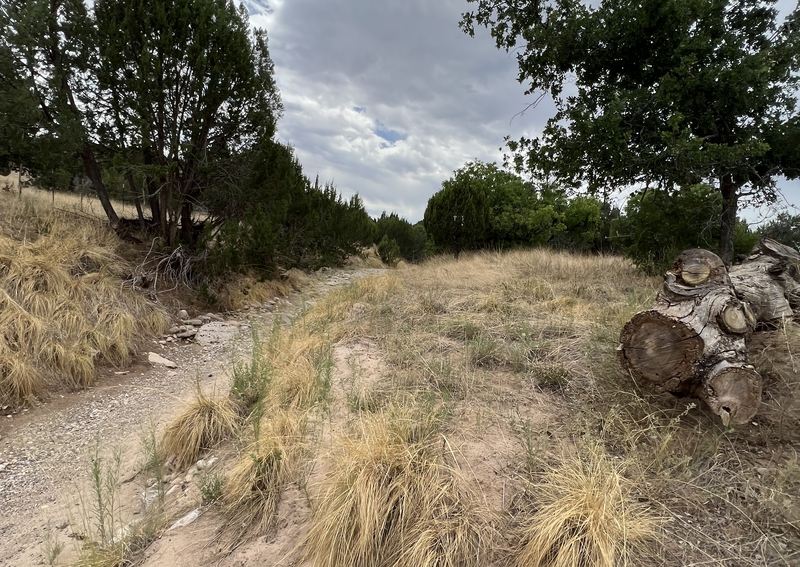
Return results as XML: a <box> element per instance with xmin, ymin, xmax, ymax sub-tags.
<box><xmin>218</xmin><ymin>409</ymin><xmax>306</xmax><ymax>548</ymax></box>
<box><xmin>515</xmin><ymin>446</ymin><xmax>658</xmax><ymax>567</ymax></box>
<box><xmin>161</xmin><ymin>389</ymin><xmax>241</xmax><ymax>470</ymax></box>
<box><xmin>302</xmin><ymin>405</ymin><xmax>495</xmax><ymax>567</ymax></box>
<box><xmin>0</xmin><ymin>196</ymin><xmax>169</xmax><ymax>407</ymax></box>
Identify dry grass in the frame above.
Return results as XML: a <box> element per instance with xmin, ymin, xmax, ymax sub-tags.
<box><xmin>290</xmin><ymin>248</ymin><xmax>800</xmax><ymax>566</ymax></box>
<box><xmin>514</xmin><ymin>446</ymin><xmax>658</xmax><ymax>567</ymax></box>
<box><xmin>161</xmin><ymin>389</ymin><xmax>241</xmax><ymax>470</ymax></box>
<box><xmin>218</xmin><ymin>409</ymin><xmax>307</xmax><ymax>549</ymax></box>
<box><xmin>213</xmin><ymin>272</ymin><xmax>297</xmax><ymax>311</ymax></box>
<box><xmin>0</xmin><ymin>193</ymin><xmax>169</xmax><ymax>407</ymax></box>
<box><xmin>302</xmin><ymin>404</ymin><xmax>496</xmax><ymax>567</ymax></box>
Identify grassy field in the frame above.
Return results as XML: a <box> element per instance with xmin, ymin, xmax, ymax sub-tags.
<box><xmin>1</xmin><ymin>184</ymin><xmax>796</xmax><ymax>566</ymax></box>
<box><xmin>145</xmin><ymin>248</ymin><xmax>800</xmax><ymax>566</ymax></box>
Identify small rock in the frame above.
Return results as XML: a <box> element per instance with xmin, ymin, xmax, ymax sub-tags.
<box><xmin>207</xmin><ymin>313</ymin><xmax>224</xmax><ymax>321</ymax></box>
<box><xmin>146</xmin><ymin>477</ymin><xmax>157</xmax><ymax>487</ymax></box>
<box><xmin>148</xmin><ymin>352</ymin><xmax>177</xmax><ymax>368</ymax></box>
<box><xmin>177</xmin><ymin>329</ymin><xmax>197</xmax><ymax>339</ymax></box>
<box><xmin>199</xmin><ymin>315</ymin><xmax>211</xmax><ymax>323</ymax></box>
<box><xmin>196</xmin><ymin>458</ymin><xmax>207</xmax><ymax>470</ymax></box>
<box><xmin>168</xmin><ymin>508</ymin><xmax>202</xmax><ymax>530</ymax></box>
<box><xmin>187</xmin><ymin>466</ymin><xmax>198</xmax><ymax>476</ymax></box>
<box><xmin>184</xmin><ymin>319</ymin><xmax>204</xmax><ymax>326</ymax></box>
<box><xmin>177</xmin><ymin>310</ymin><xmax>189</xmax><ymax>320</ymax></box>
<box><xmin>140</xmin><ymin>488</ymin><xmax>160</xmax><ymax>510</ymax></box>
<box><xmin>167</xmin><ymin>326</ymin><xmax>180</xmax><ymax>335</ymax></box>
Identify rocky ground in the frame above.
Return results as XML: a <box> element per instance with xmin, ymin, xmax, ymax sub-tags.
<box><xmin>0</xmin><ymin>268</ymin><xmax>386</xmax><ymax>567</ymax></box>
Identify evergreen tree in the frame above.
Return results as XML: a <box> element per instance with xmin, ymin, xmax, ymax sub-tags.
<box><xmin>424</xmin><ymin>168</ymin><xmax>490</xmax><ymax>258</ymax></box>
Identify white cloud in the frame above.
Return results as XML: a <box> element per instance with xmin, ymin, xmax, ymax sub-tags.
<box><xmin>249</xmin><ymin>0</ymin><xmax>541</xmax><ymax>221</ymax></box>
<box><xmin>250</xmin><ymin>0</ymin><xmax>799</xmax><ymax>224</ymax></box>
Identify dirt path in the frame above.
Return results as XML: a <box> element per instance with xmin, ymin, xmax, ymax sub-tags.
<box><xmin>0</xmin><ymin>268</ymin><xmax>386</xmax><ymax>567</ymax></box>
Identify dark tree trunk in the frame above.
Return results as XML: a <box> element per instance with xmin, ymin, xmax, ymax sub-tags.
<box><xmin>618</xmin><ymin>239</ymin><xmax>800</xmax><ymax>425</ymax></box>
<box><xmin>180</xmin><ymin>199</ymin><xmax>194</xmax><ymax>245</ymax></box>
<box><xmin>718</xmin><ymin>174</ymin><xmax>738</xmax><ymax>265</ymax></box>
<box><xmin>79</xmin><ymin>143</ymin><xmax>119</xmax><ymax>227</ymax></box>
<box><xmin>125</xmin><ymin>171</ymin><xmax>147</xmax><ymax>232</ymax></box>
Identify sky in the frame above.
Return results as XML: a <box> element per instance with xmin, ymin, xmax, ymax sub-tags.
<box><xmin>248</xmin><ymin>0</ymin><xmax>800</xmax><ymax>224</ymax></box>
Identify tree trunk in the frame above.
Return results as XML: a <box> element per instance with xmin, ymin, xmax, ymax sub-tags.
<box><xmin>718</xmin><ymin>174</ymin><xmax>738</xmax><ymax>265</ymax></box>
<box><xmin>180</xmin><ymin>198</ymin><xmax>194</xmax><ymax>245</ymax></box>
<box><xmin>79</xmin><ymin>143</ymin><xmax>119</xmax><ymax>227</ymax></box>
<box><xmin>618</xmin><ymin>239</ymin><xmax>800</xmax><ymax>425</ymax></box>
<box><xmin>125</xmin><ymin>171</ymin><xmax>147</xmax><ymax>232</ymax></box>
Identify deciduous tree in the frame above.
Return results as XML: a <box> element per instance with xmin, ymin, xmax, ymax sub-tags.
<box><xmin>461</xmin><ymin>0</ymin><xmax>800</xmax><ymax>263</ymax></box>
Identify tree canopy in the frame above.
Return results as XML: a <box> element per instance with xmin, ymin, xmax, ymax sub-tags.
<box><xmin>424</xmin><ymin>160</ymin><xmax>607</xmax><ymax>256</ymax></box>
<box><xmin>1</xmin><ymin>0</ymin><xmax>283</xmax><ymax>245</ymax></box>
<box><xmin>461</xmin><ymin>0</ymin><xmax>800</xmax><ymax>262</ymax></box>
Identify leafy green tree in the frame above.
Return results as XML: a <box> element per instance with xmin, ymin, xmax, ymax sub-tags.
<box><xmin>611</xmin><ymin>185</ymin><xmax>722</xmax><ymax>274</ymax></box>
<box><xmin>374</xmin><ymin>212</ymin><xmax>426</xmax><ymax>262</ymax></box>
<box><xmin>758</xmin><ymin>212</ymin><xmax>800</xmax><ymax>250</ymax></box>
<box><xmin>377</xmin><ymin>235</ymin><xmax>402</xmax><ymax>266</ymax></box>
<box><xmin>461</xmin><ymin>0</ymin><xmax>800</xmax><ymax>263</ymax></box>
<box><xmin>424</xmin><ymin>166</ymin><xmax>491</xmax><ymax>257</ymax></box>
<box><xmin>2</xmin><ymin>0</ymin><xmax>120</xmax><ymax>220</ymax></box>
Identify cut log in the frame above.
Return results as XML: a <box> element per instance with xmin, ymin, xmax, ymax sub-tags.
<box><xmin>729</xmin><ymin>238</ymin><xmax>800</xmax><ymax>322</ymax></box>
<box><xmin>619</xmin><ymin>238</ymin><xmax>800</xmax><ymax>425</ymax></box>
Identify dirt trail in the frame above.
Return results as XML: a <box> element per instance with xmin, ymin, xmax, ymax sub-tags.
<box><xmin>0</xmin><ymin>268</ymin><xmax>386</xmax><ymax>567</ymax></box>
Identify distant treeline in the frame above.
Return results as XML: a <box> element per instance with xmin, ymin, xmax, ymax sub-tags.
<box><xmin>419</xmin><ymin>161</ymin><xmax>781</xmax><ymax>275</ymax></box>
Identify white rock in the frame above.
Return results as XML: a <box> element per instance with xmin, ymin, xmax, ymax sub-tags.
<box><xmin>168</xmin><ymin>508</ymin><xmax>202</xmax><ymax>531</ymax></box>
<box><xmin>148</xmin><ymin>352</ymin><xmax>177</xmax><ymax>368</ymax></box>
<box><xmin>177</xmin><ymin>309</ymin><xmax>189</xmax><ymax>320</ymax></box>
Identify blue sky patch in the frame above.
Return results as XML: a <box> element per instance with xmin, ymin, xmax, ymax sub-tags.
<box><xmin>375</xmin><ymin>120</ymin><xmax>407</xmax><ymax>145</ymax></box>
<box><xmin>353</xmin><ymin>106</ymin><xmax>366</xmax><ymax>113</ymax></box>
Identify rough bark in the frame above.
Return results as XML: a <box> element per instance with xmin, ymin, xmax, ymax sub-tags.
<box><xmin>79</xmin><ymin>143</ymin><xmax>119</xmax><ymax>227</ymax></box>
<box><xmin>618</xmin><ymin>239</ymin><xmax>800</xmax><ymax>426</ymax></box>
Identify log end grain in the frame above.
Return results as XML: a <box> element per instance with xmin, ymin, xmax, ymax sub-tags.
<box><xmin>700</xmin><ymin>363</ymin><xmax>762</xmax><ymax>426</ymax></box>
<box><xmin>618</xmin><ymin>310</ymin><xmax>703</xmax><ymax>391</ymax></box>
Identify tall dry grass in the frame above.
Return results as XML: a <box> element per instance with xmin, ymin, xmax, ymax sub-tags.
<box><xmin>302</xmin><ymin>404</ymin><xmax>496</xmax><ymax>567</ymax></box>
<box><xmin>161</xmin><ymin>389</ymin><xmax>241</xmax><ymax>470</ymax></box>
<box><xmin>0</xmin><ymin>193</ymin><xmax>169</xmax><ymax>406</ymax></box>
<box><xmin>514</xmin><ymin>446</ymin><xmax>658</xmax><ymax>567</ymax></box>
<box><xmin>298</xmin><ymin>248</ymin><xmax>799</xmax><ymax>565</ymax></box>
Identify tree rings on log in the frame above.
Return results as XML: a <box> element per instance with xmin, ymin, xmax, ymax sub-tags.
<box><xmin>672</xmin><ymin>249</ymin><xmax>727</xmax><ymax>287</ymax></box>
<box><xmin>696</xmin><ymin>362</ymin><xmax>762</xmax><ymax>426</ymax></box>
<box><xmin>717</xmin><ymin>301</ymin><xmax>752</xmax><ymax>335</ymax></box>
<box><xmin>618</xmin><ymin>310</ymin><xmax>703</xmax><ymax>391</ymax></box>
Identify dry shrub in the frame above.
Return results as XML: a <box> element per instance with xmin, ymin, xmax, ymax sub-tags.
<box><xmin>219</xmin><ymin>409</ymin><xmax>306</xmax><ymax>548</ymax></box>
<box><xmin>302</xmin><ymin>405</ymin><xmax>495</xmax><ymax>567</ymax></box>
<box><xmin>161</xmin><ymin>389</ymin><xmax>241</xmax><ymax>470</ymax></box>
<box><xmin>515</xmin><ymin>446</ymin><xmax>658</xmax><ymax>567</ymax></box>
<box><xmin>0</xmin><ymin>203</ymin><xmax>169</xmax><ymax>407</ymax></box>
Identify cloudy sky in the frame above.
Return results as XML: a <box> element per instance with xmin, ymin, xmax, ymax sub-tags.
<box><xmin>249</xmin><ymin>0</ymin><xmax>799</xmax><ymax>224</ymax></box>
